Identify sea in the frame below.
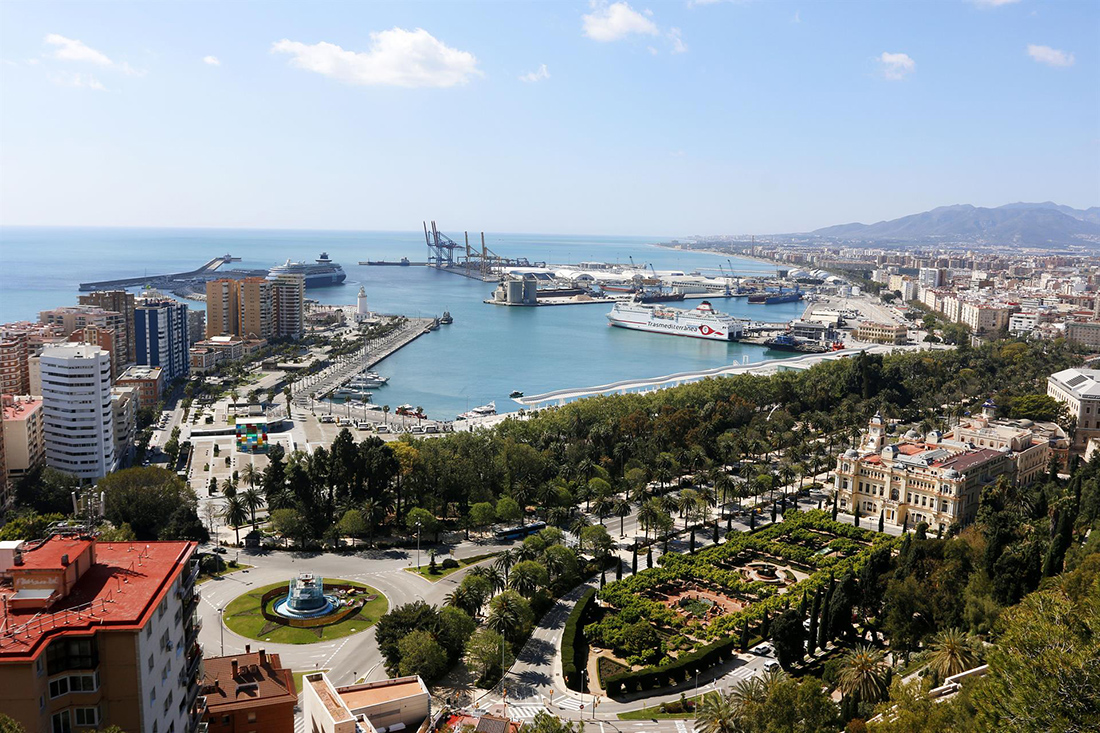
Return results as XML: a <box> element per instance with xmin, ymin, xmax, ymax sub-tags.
<box><xmin>0</xmin><ymin>227</ymin><xmax>810</xmax><ymax>419</ymax></box>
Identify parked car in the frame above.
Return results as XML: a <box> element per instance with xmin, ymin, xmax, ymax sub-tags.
<box><xmin>752</xmin><ymin>643</ymin><xmax>773</xmax><ymax>656</ymax></box>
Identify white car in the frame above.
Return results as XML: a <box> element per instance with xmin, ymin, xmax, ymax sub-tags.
<box><xmin>752</xmin><ymin>643</ymin><xmax>773</xmax><ymax>656</ymax></box>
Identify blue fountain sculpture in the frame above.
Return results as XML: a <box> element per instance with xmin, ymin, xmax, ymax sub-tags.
<box><xmin>273</xmin><ymin>572</ymin><xmax>336</xmax><ymax>618</ymax></box>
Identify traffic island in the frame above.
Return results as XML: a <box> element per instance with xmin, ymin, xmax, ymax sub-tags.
<box><xmin>222</xmin><ymin>577</ymin><xmax>388</xmax><ymax>644</ymax></box>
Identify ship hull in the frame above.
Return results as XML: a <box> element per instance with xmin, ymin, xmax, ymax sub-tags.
<box><xmin>607</xmin><ymin>316</ymin><xmax>736</xmax><ymax>341</ymax></box>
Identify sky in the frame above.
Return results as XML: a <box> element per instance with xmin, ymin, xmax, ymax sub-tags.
<box><xmin>0</xmin><ymin>0</ymin><xmax>1097</xmax><ymax>236</ymax></box>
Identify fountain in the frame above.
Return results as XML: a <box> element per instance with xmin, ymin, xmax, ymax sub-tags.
<box><xmin>272</xmin><ymin>572</ymin><xmax>336</xmax><ymax>619</ymax></box>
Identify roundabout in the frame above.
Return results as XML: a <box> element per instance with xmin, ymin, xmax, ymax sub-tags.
<box><xmin>222</xmin><ymin>574</ymin><xmax>389</xmax><ymax>645</ymax></box>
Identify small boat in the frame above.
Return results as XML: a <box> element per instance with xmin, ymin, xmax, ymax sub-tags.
<box><xmin>458</xmin><ymin>402</ymin><xmax>497</xmax><ymax>420</ymax></box>
<box><xmin>510</xmin><ymin>390</ymin><xmax>524</xmax><ymax>398</ymax></box>
<box><xmin>440</xmin><ymin>311</ymin><xmax>454</xmax><ymax>324</ymax></box>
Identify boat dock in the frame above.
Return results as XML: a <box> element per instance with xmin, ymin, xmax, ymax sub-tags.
<box><xmin>291</xmin><ymin>317</ymin><xmax>437</xmax><ymax>404</ymax></box>
<box><xmin>79</xmin><ymin>254</ymin><xmax>241</xmax><ymax>291</ymax></box>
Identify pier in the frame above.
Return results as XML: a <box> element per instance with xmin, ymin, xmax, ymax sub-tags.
<box><xmin>79</xmin><ymin>254</ymin><xmax>241</xmax><ymax>291</ymax></box>
<box><xmin>291</xmin><ymin>317</ymin><xmax>436</xmax><ymax>404</ymax></box>
<box><xmin>514</xmin><ymin>344</ymin><xmax>937</xmax><ymax>408</ymax></box>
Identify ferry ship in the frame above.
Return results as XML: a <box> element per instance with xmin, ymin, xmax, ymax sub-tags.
<box><xmin>748</xmin><ymin>288</ymin><xmax>802</xmax><ymax>305</ymax></box>
<box><xmin>607</xmin><ymin>299</ymin><xmax>744</xmax><ymax>341</ymax></box>
<box><xmin>267</xmin><ymin>253</ymin><xmax>347</xmax><ymax>288</ymax></box>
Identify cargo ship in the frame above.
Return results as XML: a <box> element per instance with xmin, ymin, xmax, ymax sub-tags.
<box><xmin>748</xmin><ymin>288</ymin><xmax>802</xmax><ymax>305</ymax></box>
<box><xmin>267</xmin><ymin>253</ymin><xmax>347</xmax><ymax>288</ymax></box>
<box><xmin>764</xmin><ymin>333</ymin><xmax>828</xmax><ymax>353</ymax></box>
<box><xmin>607</xmin><ymin>299</ymin><xmax>744</xmax><ymax>341</ymax></box>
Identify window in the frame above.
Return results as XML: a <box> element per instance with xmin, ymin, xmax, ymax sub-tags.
<box><xmin>74</xmin><ymin>707</ymin><xmax>99</xmax><ymax>727</ymax></box>
<box><xmin>51</xmin><ymin>711</ymin><xmax>71</xmax><ymax>733</ymax></box>
<box><xmin>247</xmin><ymin>712</ymin><xmax>257</xmax><ymax>723</ymax></box>
<box><xmin>148</xmin><ymin>654</ymin><xmax>155</xmax><ymax>671</ymax></box>
<box><xmin>49</xmin><ymin>677</ymin><xmax>69</xmax><ymax>698</ymax></box>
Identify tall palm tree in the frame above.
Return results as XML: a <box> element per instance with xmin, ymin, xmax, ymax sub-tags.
<box><xmin>927</xmin><ymin>628</ymin><xmax>979</xmax><ymax>679</ymax></box>
<box><xmin>444</xmin><ymin>585</ymin><xmax>480</xmax><ymax>618</ymax></box>
<box><xmin>613</xmin><ymin>497</ymin><xmax>632</xmax><ymax>538</ymax></box>
<box><xmin>592</xmin><ymin>495</ymin><xmax>613</xmax><ymax>526</ymax></box>
<box><xmin>837</xmin><ymin>644</ymin><xmax>890</xmax><ymax>704</ymax></box>
<box><xmin>221</xmin><ymin>495</ymin><xmax>248</xmax><ymax>546</ymax></box>
<box><xmin>494</xmin><ymin>549</ymin><xmax>516</xmax><ymax>580</ymax></box>
<box><xmin>486</xmin><ymin>594</ymin><xmax>522</xmax><ymax>642</ymax></box>
<box><xmin>240</xmin><ymin>463</ymin><xmax>260</xmax><ymax>490</ymax></box>
<box><xmin>483</xmin><ymin>566</ymin><xmax>506</xmax><ymax>594</ymax></box>
<box><xmin>221</xmin><ymin>477</ymin><xmax>237</xmax><ymax>498</ymax></box>
<box><xmin>637</xmin><ymin>499</ymin><xmax>660</xmax><ymax>540</ymax></box>
<box><xmin>508</xmin><ymin>565</ymin><xmax>543</xmax><ymax>598</ymax></box>
<box><xmin>240</xmin><ymin>487</ymin><xmax>264</xmax><ymax>529</ymax></box>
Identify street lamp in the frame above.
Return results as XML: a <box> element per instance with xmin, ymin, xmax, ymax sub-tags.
<box><xmin>415</xmin><ymin>520</ymin><xmax>422</xmax><ymax>569</ymax></box>
<box><xmin>219</xmin><ymin>607</ymin><xmax>225</xmax><ymax>655</ymax></box>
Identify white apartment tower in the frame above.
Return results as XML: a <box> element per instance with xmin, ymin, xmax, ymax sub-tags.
<box><xmin>40</xmin><ymin>344</ymin><xmax>115</xmax><ymax>479</ymax></box>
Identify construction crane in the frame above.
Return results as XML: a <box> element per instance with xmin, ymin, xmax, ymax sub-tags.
<box><xmin>424</xmin><ymin>221</ymin><xmax>461</xmax><ymax>269</ymax></box>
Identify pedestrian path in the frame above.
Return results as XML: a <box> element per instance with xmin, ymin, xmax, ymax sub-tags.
<box><xmin>554</xmin><ymin>695</ymin><xmax>586</xmax><ymax>711</ymax></box>
<box><xmin>294</xmin><ymin>712</ymin><xmax>306</xmax><ymax>733</ymax></box>
<box><xmin>507</xmin><ymin>704</ymin><xmax>546</xmax><ymax>720</ymax></box>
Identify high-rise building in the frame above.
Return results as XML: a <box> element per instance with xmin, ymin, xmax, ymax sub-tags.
<box><xmin>187</xmin><ymin>310</ymin><xmax>206</xmax><ymax>346</ymax></box>
<box><xmin>0</xmin><ymin>328</ymin><xmax>30</xmax><ymax>396</ymax></box>
<box><xmin>239</xmin><ymin>277</ymin><xmax>275</xmax><ymax>340</ymax></box>
<box><xmin>269</xmin><ymin>273</ymin><xmax>305</xmax><ymax>340</ymax></box>
<box><xmin>39</xmin><ymin>307</ymin><xmax>126</xmax><ymax>380</ymax></box>
<box><xmin>111</xmin><ymin>385</ymin><xmax>137</xmax><ymax>469</ymax></box>
<box><xmin>67</xmin><ymin>324</ymin><xmax>121</xmax><ymax>380</ymax></box>
<box><xmin>0</xmin><ymin>536</ymin><xmax>204</xmax><ymax>733</ymax></box>
<box><xmin>0</xmin><ymin>416</ymin><xmax>6</xmax><ymax>509</ymax></box>
<box><xmin>40</xmin><ymin>344</ymin><xmax>115</xmax><ymax>480</ymax></box>
<box><xmin>78</xmin><ymin>290</ymin><xmax>136</xmax><ymax>364</ymax></box>
<box><xmin>205</xmin><ymin>279</ymin><xmax>240</xmax><ymax>338</ymax></box>
<box><xmin>134</xmin><ymin>299</ymin><xmax>190</xmax><ymax>383</ymax></box>
<box><xmin>1</xmin><ymin>395</ymin><xmax>45</xmax><ymax>497</ymax></box>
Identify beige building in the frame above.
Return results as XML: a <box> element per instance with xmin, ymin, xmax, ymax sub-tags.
<box><xmin>302</xmin><ymin>673</ymin><xmax>429</xmax><ymax>733</ymax></box>
<box><xmin>943</xmin><ymin>399</ymin><xmax>1067</xmax><ymax>485</ymax></box>
<box><xmin>116</xmin><ymin>365</ymin><xmax>165</xmax><ymax>410</ymax></box>
<box><xmin>0</xmin><ymin>329</ymin><xmax>31</xmax><ymax>396</ymax></box>
<box><xmin>111</xmin><ymin>386</ymin><xmax>137</xmax><ymax>469</ymax></box>
<box><xmin>1065</xmin><ymin>321</ymin><xmax>1100</xmax><ymax>349</ymax></box>
<box><xmin>960</xmin><ymin>302</ymin><xmax>1013</xmax><ymax>335</ymax></box>
<box><xmin>855</xmin><ymin>321</ymin><xmax>907</xmax><ymax>345</ymax></box>
<box><xmin>239</xmin><ymin>277</ymin><xmax>275</xmax><ymax>340</ymax></box>
<box><xmin>832</xmin><ymin>412</ymin><xmax>1015</xmax><ymax>534</ymax></box>
<box><xmin>269</xmin><ymin>273</ymin><xmax>305</xmax><ymax>339</ymax></box>
<box><xmin>1</xmin><ymin>396</ymin><xmax>45</xmax><ymax>496</ymax></box>
<box><xmin>78</xmin><ymin>291</ymin><xmax>136</xmax><ymax>363</ymax></box>
<box><xmin>205</xmin><ymin>279</ymin><xmax>241</xmax><ymax>338</ymax></box>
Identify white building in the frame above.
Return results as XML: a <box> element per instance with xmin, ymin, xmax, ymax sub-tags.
<box><xmin>302</xmin><ymin>673</ymin><xmax>430</xmax><ymax>733</ymax></box>
<box><xmin>40</xmin><ymin>344</ymin><xmax>115</xmax><ymax>479</ymax></box>
<box><xmin>1048</xmin><ymin>368</ymin><xmax>1100</xmax><ymax>451</ymax></box>
<box><xmin>269</xmin><ymin>273</ymin><xmax>305</xmax><ymax>339</ymax></box>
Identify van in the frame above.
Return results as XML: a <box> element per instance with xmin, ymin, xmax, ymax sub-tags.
<box><xmin>410</xmin><ymin>426</ymin><xmax>424</xmax><ymax>434</ymax></box>
<box><xmin>319</xmin><ymin>415</ymin><xmax>335</xmax><ymax>424</ymax></box>
<box><xmin>424</xmin><ymin>425</ymin><xmax>439</xmax><ymax>434</ymax></box>
<box><xmin>337</xmin><ymin>418</ymin><xmax>353</xmax><ymax>427</ymax></box>
<box><xmin>356</xmin><ymin>421</ymin><xmax>372</xmax><ymax>431</ymax></box>
<box><xmin>376</xmin><ymin>425</ymin><xmax>391</xmax><ymax>434</ymax></box>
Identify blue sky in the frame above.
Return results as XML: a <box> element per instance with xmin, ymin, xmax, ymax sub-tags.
<box><xmin>1</xmin><ymin>0</ymin><xmax>1097</xmax><ymax>235</ymax></box>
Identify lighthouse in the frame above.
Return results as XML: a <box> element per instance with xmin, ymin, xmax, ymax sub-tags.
<box><xmin>356</xmin><ymin>286</ymin><xmax>369</xmax><ymax>321</ymax></box>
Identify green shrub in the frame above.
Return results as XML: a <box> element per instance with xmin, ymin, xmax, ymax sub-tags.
<box><xmin>562</xmin><ymin>588</ymin><xmax>597</xmax><ymax>691</ymax></box>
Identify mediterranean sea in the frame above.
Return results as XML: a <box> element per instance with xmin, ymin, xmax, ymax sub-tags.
<box><xmin>0</xmin><ymin>227</ymin><xmax>809</xmax><ymax>419</ymax></box>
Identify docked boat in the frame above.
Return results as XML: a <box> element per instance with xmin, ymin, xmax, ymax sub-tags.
<box><xmin>457</xmin><ymin>402</ymin><xmax>497</xmax><ymax>420</ymax></box>
<box><xmin>607</xmin><ymin>299</ymin><xmax>744</xmax><ymax>341</ymax></box>
<box><xmin>440</xmin><ymin>311</ymin><xmax>453</xmax><ymax>324</ymax></box>
<box><xmin>267</xmin><ymin>252</ymin><xmax>347</xmax><ymax>288</ymax></box>
<box><xmin>764</xmin><ymin>333</ymin><xmax>827</xmax><ymax>353</ymax></box>
<box><xmin>749</xmin><ymin>288</ymin><xmax>802</xmax><ymax>305</ymax></box>
<box><xmin>509</xmin><ymin>390</ymin><xmax>524</xmax><ymax>398</ymax></box>
<box><xmin>347</xmin><ymin>372</ymin><xmax>388</xmax><ymax>389</ymax></box>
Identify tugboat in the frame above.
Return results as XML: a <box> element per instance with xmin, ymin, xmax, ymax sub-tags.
<box><xmin>440</xmin><ymin>311</ymin><xmax>454</xmax><ymax>324</ymax></box>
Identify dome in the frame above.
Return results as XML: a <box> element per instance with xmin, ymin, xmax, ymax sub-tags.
<box><xmin>881</xmin><ymin>446</ymin><xmax>898</xmax><ymax>460</ymax></box>
<box><xmin>1018</xmin><ymin>419</ymin><xmax>1034</xmax><ymax>427</ymax></box>
<box><xmin>944</xmin><ymin>468</ymin><xmax>960</xmax><ymax>479</ymax></box>
<box><xmin>905</xmin><ymin>429</ymin><xmax>921</xmax><ymax>440</ymax></box>
<box><xmin>926</xmin><ymin>430</ymin><xmax>942</xmax><ymax>443</ymax></box>
<box><xmin>845</xmin><ymin>449</ymin><xmax>859</xmax><ymax>459</ymax></box>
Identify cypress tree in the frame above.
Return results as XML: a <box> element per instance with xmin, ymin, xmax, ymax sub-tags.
<box><xmin>600</xmin><ymin>569</ymin><xmax>606</xmax><ymax>588</ymax></box>
<box><xmin>902</xmin><ymin>514</ymin><xmax>909</xmax><ymax>533</ymax></box>
<box><xmin>631</xmin><ymin>544</ymin><xmax>638</xmax><ymax>574</ymax></box>
<box><xmin>807</xmin><ymin>591</ymin><xmax>820</xmax><ymax>656</ymax></box>
<box><xmin>615</xmin><ymin>557</ymin><xmax>623</xmax><ymax>580</ymax></box>
<box><xmin>761</xmin><ymin>610</ymin><xmax>770</xmax><ymax>638</ymax></box>
<box><xmin>831</xmin><ymin>494</ymin><xmax>839</xmax><ymax>521</ymax></box>
<box><xmin>853</xmin><ymin>503</ymin><xmax>861</xmax><ymax>527</ymax></box>
<box><xmin>771</xmin><ymin>501</ymin><xmax>777</xmax><ymax>523</ymax></box>
<box><xmin>878</xmin><ymin>510</ymin><xmax>884</xmax><ymax>533</ymax></box>
<box><xmin>647</xmin><ymin>546</ymin><xmax>653</xmax><ymax>568</ymax></box>
<box><xmin>690</xmin><ymin>528</ymin><xmax>696</xmax><ymax>553</ymax></box>
<box><xmin>750</xmin><ymin>510</ymin><xmax>757</xmax><ymax>530</ymax></box>
<box><xmin>713</xmin><ymin>520</ymin><xmax>719</xmax><ymax>545</ymax></box>
<box><xmin>798</xmin><ymin>591</ymin><xmax>808</xmax><ymax>616</ymax></box>
<box><xmin>740</xmin><ymin>617</ymin><xmax>749</xmax><ymax>651</ymax></box>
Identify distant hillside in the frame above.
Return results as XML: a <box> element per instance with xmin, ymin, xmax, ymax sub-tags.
<box><xmin>810</xmin><ymin>202</ymin><xmax>1100</xmax><ymax>246</ymax></box>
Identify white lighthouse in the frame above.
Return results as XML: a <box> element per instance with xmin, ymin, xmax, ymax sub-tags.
<box><xmin>356</xmin><ymin>286</ymin><xmax>369</xmax><ymax>321</ymax></box>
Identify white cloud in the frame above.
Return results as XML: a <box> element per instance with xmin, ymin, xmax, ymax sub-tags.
<box><xmin>583</xmin><ymin>2</ymin><xmax>659</xmax><ymax>42</ymax></box>
<box><xmin>48</xmin><ymin>71</ymin><xmax>107</xmax><ymax>91</ymax></box>
<box><xmin>43</xmin><ymin>34</ymin><xmax>143</xmax><ymax>76</ymax></box>
<box><xmin>793</xmin><ymin>11</ymin><xmax>801</xmax><ymax>23</ymax></box>
<box><xmin>647</xmin><ymin>46</ymin><xmax>659</xmax><ymax>56</ymax></box>
<box><xmin>878</xmin><ymin>51</ymin><xmax>915</xmax><ymax>80</ymax></box>
<box><xmin>1027</xmin><ymin>44</ymin><xmax>1074</xmax><ymax>67</ymax></box>
<box><xmin>271</xmin><ymin>28</ymin><xmax>480</xmax><ymax>88</ymax></box>
<box><xmin>45</xmin><ymin>34</ymin><xmax>112</xmax><ymax>66</ymax></box>
<box><xmin>972</xmin><ymin>0</ymin><xmax>1021</xmax><ymax>7</ymax></box>
<box><xmin>519</xmin><ymin>63</ymin><xmax>550</xmax><ymax>83</ymax></box>
<box><xmin>203</xmin><ymin>55</ymin><xmax>221</xmax><ymax>66</ymax></box>
<box><xmin>668</xmin><ymin>28</ymin><xmax>688</xmax><ymax>54</ymax></box>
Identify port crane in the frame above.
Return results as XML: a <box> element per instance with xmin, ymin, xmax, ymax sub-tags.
<box><xmin>424</xmin><ymin>221</ymin><xmax>461</xmax><ymax>269</ymax></box>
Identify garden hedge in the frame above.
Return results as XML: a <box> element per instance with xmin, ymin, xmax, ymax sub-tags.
<box><xmin>562</xmin><ymin>588</ymin><xmax>598</xmax><ymax>691</ymax></box>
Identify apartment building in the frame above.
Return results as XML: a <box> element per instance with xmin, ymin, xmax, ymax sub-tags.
<box><xmin>0</xmin><ymin>535</ymin><xmax>204</xmax><ymax>733</ymax></box>
<box><xmin>187</xmin><ymin>311</ymin><xmax>206</xmax><ymax>347</ymax></box>
<box><xmin>239</xmin><ymin>278</ymin><xmax>275</xmax><ymax>340</ymax></box>
<box><xmin>38</xmin><ymin>307</ymin><xmax>126</xmax><ymax>380</ymax></box>
<box><xmin>1047</xmin><ymin>368</ymin><xmax>1100</xmax><ymax>450</ymax></box>
<box><xmin>832</xmin><ymin>412</ymin><xmax>1015</xmax><ymax>534</ymax></box>
<box><xmin>116</xmin><ymin>366</ymin><xmax>165</xmax><ymax>411</ymax></box>
<box><xmin>302</xmin><ymin>673</ymin><xmax>429</xmax><ymax>733</ymax></box>
<box><xmin>39</xmin><ymin>344</ymin><xmax>115</xmax><ymax>480</ymax></box>
<box><xmin>67</xmin><ymin>324</ymin><xmax>122</xmax><ymax>380</ymax></box>
<box><xmin>135</xmin><ymin>299</ymin><xmax>190</xmax><ymax>384</ymax></box>
<box><xmin>854</xmin><ymin>321</ymin><xmax>907</xmax><ymax>345</ymax></box>
<box><xmin>269</xmin><ymin>273</ymin><xmax>305</xmax><ymax>340</ymax></box>
<box><xmin>960</xmin><ymin>302</ymin><xmax>1013</xmax><ymax>335</ymax></box>
<box><xmin>202</xmin><ymin>647</ymin><xmax>295</xmax><ymax>733</ymax></box>
<box><xmin>0</xmin><ymin>329</ymin><xmax>31</xmax><ymax>396</ymax></box>
<box><xmin>111</xmin><ymin>386</ymin><xmax>138</xmax><ymax>469</ymax></box>
<box><xmin>78</xmin><ymin>291</ymin><xmax>136</xmax><ymax>363</ymax></box>
<box><xmin>205</xmin><ymin>280</ymin><xmax>241</xmax><ymax>339</ymax></box>
<box><xmin>1</xmin><ymin>396</ymin><xmax>45</xmax><ymax>496</ymax></box>
<box><xmin>1065</xmin><ymin>321</ymin><xmax>1100</xmax><ymax>349</ymax></box>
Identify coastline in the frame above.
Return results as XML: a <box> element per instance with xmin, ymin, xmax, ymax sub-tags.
<box><xmin>651</xmin><ymin>243</ymin><xmax>781</xmax><ymax>270</ymax></box>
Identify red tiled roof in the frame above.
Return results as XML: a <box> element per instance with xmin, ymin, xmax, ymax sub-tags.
<box><xmin>203</xmin><ymin>651</ymin><xmax>296</xmax><ymax>714</ymax></box>
<box><xmin>934</xmin><ymin>448</ymin><xmax>1004</xmax><ymax>473</ymax></box>
<box><xmin>0</xmin><ymin>538</ymin><xmax>195</xmax><ymax>661</ymax></box>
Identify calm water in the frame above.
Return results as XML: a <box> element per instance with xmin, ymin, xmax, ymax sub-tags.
<box><xmin>0</xmin><ymin>227</ymin><xmax>807</xmax><ymax>418</ymax></box>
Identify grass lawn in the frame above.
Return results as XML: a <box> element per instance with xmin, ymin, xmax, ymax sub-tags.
<box><xmin>197</xmin><ymin>564</ymin><xmax>253</xmax><ymax>585</ymax></box>
<box><xmin>292</xmin><ymin>668</ymin><xmax>328</xmax><ymax>695</ymax></box>
<box><xmin>403</xmin><ymin>552</ymin><xmax>500</xmax><ymax>582</ymax></box>
<box><xmin>617</xmin><ymin>693</ymin><xmax>712</xmax><ymax>720</ymax></box>
<box><xmin>223</xmin><ymin>579</ymin><xmax>387</xmax><ymax>644</ymax></box>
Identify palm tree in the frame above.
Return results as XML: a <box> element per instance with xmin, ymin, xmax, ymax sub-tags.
<box><xmin>508</xmin><ymin>564</ymin><xmax>543</xmax><ymax>598</ymax></box>
<box><xmin>494</xmin><ymin>549</ymin><xmax>516</xmax><ymax>580</ymax></box>
<box><xmin>241</xmin><ymin>487</ymin><xmax>264</xmax><ymax>529</ymax></box>
<box><xmin>837</xmin><ymin>644</ymin><xmax>890</xmax><ymax>704</ymax></box>
<box><xmin>637</xmin><ymin>499</ymin><xmax>660</xmax><ymax>540</ymax></box>
<box><xmin>592</xmin><ymin>495</ymin><xmax>613</xmax><ymax>526</ymax></box>
<box><xmin>382</xmin><ymin>405</ymin><xmax>390</xmax><ymax>424</ymax></box>
<box><xmin>694</xmin><ymin>689</ymin><xmax>741</xmax><ymax>733</ymax></box>
<box><xmin>221</xmin><ymin>477</ymin><xmax>237</xmax><ymax>498</ymax></box>
<box><xmin>240</xmin><ymin>463</ymin><xmax>260</xmax><ymax>490</ymax></box>
<box><xmin>927</xmin><ymin>628</ymin><xmax>979</xmax><ymax>679</ymax></box>
<box><xmin>444</xmin><ymin>585</ymin><xmax>480</xmax><ymax>617</ymax></box>
<box><xmin>486</xmin><ymin>593</ymin><xmax>522</xmax><ymax>642</ymax></box>
<box><xmin>483</xmin><ymin>566</ymin><xmax>506</xmax><ymax>594</ymax></box>
<box><xmin>221</xmin><ymin>495</ymin><xmax>248</xmax><ymax>546</ymax></box>
<box><xmin>613</xmin><ymin>497</ymin><xmax>632</xmax><ymax>538</ymax></box>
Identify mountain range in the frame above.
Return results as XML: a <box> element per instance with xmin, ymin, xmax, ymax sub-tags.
<box><xmin>808</xmin><ymin>202</ymin><xmax>1100</xmax><ymax>246</ymax></box>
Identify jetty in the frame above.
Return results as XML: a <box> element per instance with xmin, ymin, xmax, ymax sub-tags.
<box><xmin>79</xmin><ymin>254</ymin><xmax>241</xmax><ymax>291</ymax></box>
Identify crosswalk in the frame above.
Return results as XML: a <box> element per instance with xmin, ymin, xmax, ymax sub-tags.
<box><xmin>554</xmin><ymin>696</ymin><xmax>586</xmax><ymax>711</ymax></box>
<box><xmin>294</xmin><ymin>710</ymin><xmax>306</xmax><ymax>733</ymax></box>
<box><xmin>506</xmin><ymin>704</ymin><xmax>546</xmax><ymax>720</ymax></box>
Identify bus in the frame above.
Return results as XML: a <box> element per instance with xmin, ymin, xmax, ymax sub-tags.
<box><xmin>494</xmin><ymin>521</ymin><xmax>547</xmax><ymax>540</ymax></box>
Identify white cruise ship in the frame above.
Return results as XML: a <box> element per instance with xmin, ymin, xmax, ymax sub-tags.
<box><xmin>267</xmin><ymin>253</ymin><xmax>347</xmax><ymax>288</ymax></box>
<box><xmin>607</xmin><ymin>299</ymin><xmax>744</xmax><ymax>341</ymax></box>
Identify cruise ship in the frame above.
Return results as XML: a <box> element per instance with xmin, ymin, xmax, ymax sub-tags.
<box><xmin>607</xmin><ymin>299</ymin><xmax>744</xmax><ymax>341</ymax></box>
<box><xmin>267</xmin><ymin>253</ymin><xmax>347</xmax><ymax>288</ymax></box>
